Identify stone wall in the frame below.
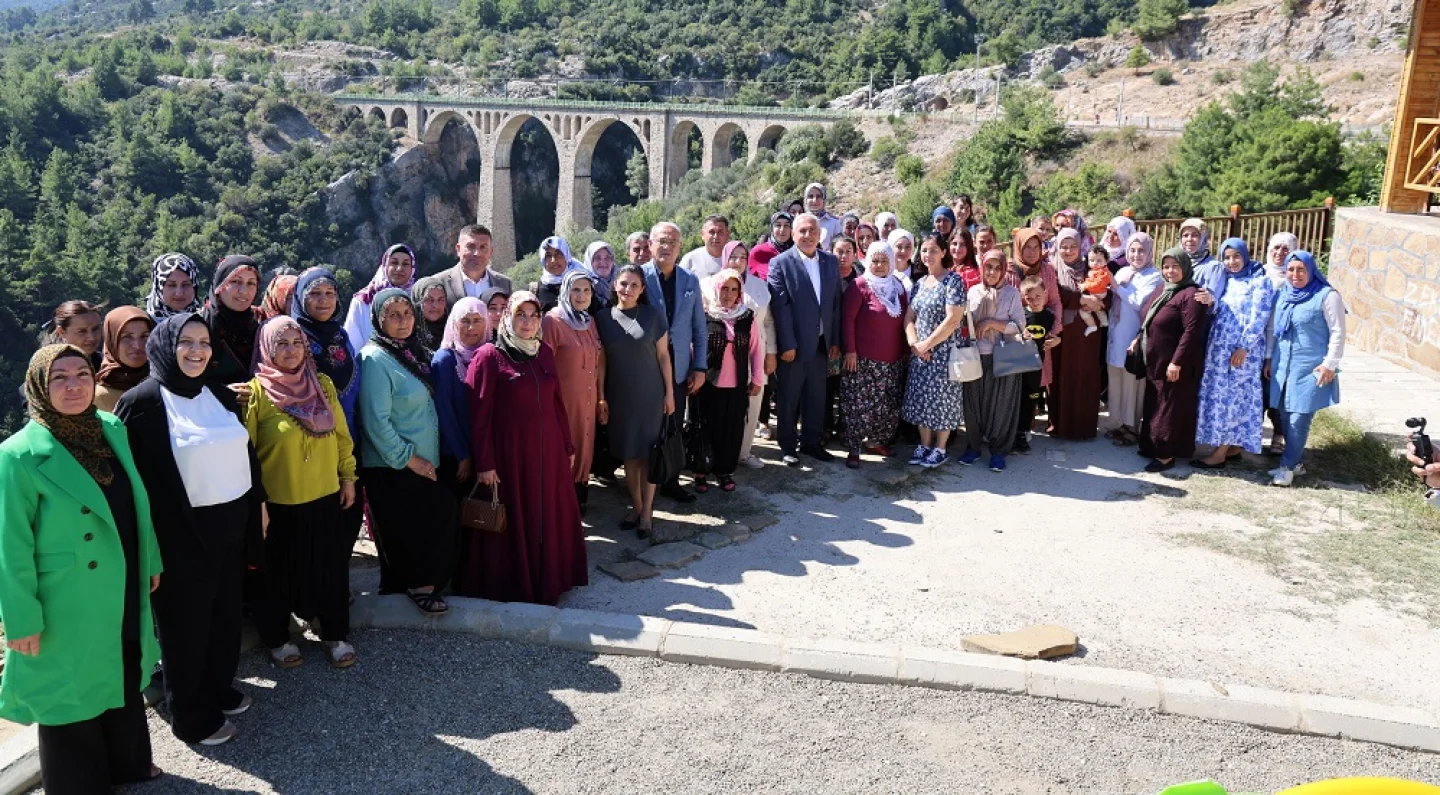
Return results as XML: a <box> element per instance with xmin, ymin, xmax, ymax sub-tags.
<box><xmin>1328</xmin><ymin>206</ymin><xmax>1440</xmax><ymax>375</ymax></box>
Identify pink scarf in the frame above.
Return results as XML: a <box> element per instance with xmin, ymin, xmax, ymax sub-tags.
<box><xmin>255</xmin><ymin>316</ymin><xmax>336</xmax><ymax>436</ymax></box>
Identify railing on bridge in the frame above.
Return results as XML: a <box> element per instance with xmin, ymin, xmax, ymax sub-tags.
<box><xmin>330</xmin><ymin>92</ymin><xmax>887</xmax><ymax>120</ymax></box>
<box><xmin>1124</xmin><ymin>199</ymin><xmax>1337</xmax><ymax>257</ymax></box>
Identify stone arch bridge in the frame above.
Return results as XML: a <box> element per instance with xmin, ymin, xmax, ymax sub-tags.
<box><xmin>335</xmin><ymin>94</ymin><xmax>892</xmax><ymax>267</ymax></box>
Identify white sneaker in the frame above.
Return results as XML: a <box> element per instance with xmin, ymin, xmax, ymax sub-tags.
<box><xmin>1292</xmin><ymin>463</ymin><xmax>1305</xmax><ymax>477</ymax></box>
<box><xmin>1271</xmin><ymin>468</ymin><xmax>1295</xmax><ymax>487</ymax></box>
<box><xmin>755</xmin><ymin>426</ymin><xmax>772</xmax><ymax>440</ymax></box>
<box><xmin>742</xmin><ymin>455</ymin><xmax>764</xmax><ymax>469</ymax></box>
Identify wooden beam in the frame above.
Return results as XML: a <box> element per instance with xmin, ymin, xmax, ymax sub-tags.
<box><xmin>1382</xmin><ymin>0</ymin><xmax>1440</xmax><ymax>213</ymax></box>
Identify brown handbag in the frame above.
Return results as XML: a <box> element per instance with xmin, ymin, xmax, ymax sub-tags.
<box><xmin>460</xmin><ymin>481</ymin><xmax>507</xmax><ymax>534</ymax></box>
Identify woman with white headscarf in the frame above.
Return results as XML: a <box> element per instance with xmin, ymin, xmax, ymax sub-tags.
<box><xmin>887</xmin><ymin>228</ymin><xmax>917</xmax><ymax>291</ymax></box>
<box><xmin>1260</xmin><ymin>231</ymin><xmax>1300</xmax><ymax>453</ymax></box>
<box><xmin>692</xmin><ymin>270</ymin><xmax>765</xmax><ymax>493</ymax></box>
<box><xmin>583</xmin><ymin>241</ymin><xmax>617</xmax><ymax>306</ymax></box>
<box><xmin>534</xmin><ymin>236</ymin><xmax>582</xmax><ymax>314</ymax></box>
<box><xmin>541</xmin><ymin>270</ymin><xmax>605</xmax><ymax>514</ymax></box>
<box><xmin>840</xmin><ymin>242</ymin><xmax>910</xmax><ymax>468</ymax></box>
<box><xmin>1101</xmin><ymin>216</ymin><xmax>1137</xmax><ymax>272</ymax></box>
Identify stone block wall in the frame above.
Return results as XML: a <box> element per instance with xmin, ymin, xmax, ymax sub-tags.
<box><xmin>1328</xmin><ymin>206</ymin><xmax>1440</xmax><ymax>376</ymax></box>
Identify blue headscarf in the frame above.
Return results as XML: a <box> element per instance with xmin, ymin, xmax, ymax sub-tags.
<box><xmin>1212</xmin><ymin>237</ymin><xmax>1262</xmax><ymax>304</ymax></box>
<box><xmin>1273</xmin><ymin>251</ymin><xmax>1329</xmax><ymax>340</ymax></box>
<box><xmin>931</xmin><ymin>206</ymin><xmax>957</xmax><ymax>232</ymax></box>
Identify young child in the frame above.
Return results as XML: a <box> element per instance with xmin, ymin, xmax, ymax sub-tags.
<box><xmin>1017</xmin><ymin>277</ymin><xmax>1058</xmax><ymax>454</ymax></box>
<box><xmin>1078</xmin><ymin>244</ymin><xmax>1112</xmax><ymax>337</ymax></box>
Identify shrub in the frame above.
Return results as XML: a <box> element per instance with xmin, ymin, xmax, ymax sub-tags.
<box><xmin>1348</xmin><ymin>71</ymin><xmax>1365</xmax><ymax>82</ymax></box>
<box><xmin>895</xmin><ymin>154</ymin><xmax>925</xmax><ymax>185</ymax></box>
<box><xmin>1152</xmin><ymin>68</ymin><xmax>1175</xmax><ymax>86</ymax></box>
<box><xmin>1211</xmin><ymin>70</ymin><xmax>1233</xmax><ymax>85</ymax></box>
<box><xmin>1084</xmin><ymin>61</ymin><xmax>1105</xmax><ymax>78</ymax></box>
<box><xmin>870</xmin><ymin>136</ymin><xmax>906</xmax><ymax>169</ymax></box>
<box><xmin>1039</xmin><ymin>66</ymin><xmax>1065</xmax><ymax>89</ymax></box>
<box><xmin>1125</xmin><ymin>45</ymin><xmax>1151</xmax><ymax>71</ymax></box>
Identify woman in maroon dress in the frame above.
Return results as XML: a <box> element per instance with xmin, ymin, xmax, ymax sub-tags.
<box><xmin>1047</xmin><ymin>228</ymin><xmax>1109</xmax><ymax>440</ymax></box>
<box><xmin>1135</xmin><ymin>248</ymin><xmax>1209</xmax><ymax>473</ymax></box>
<box><xmin>460</xmin><ymin>291</ymin><xmax>588</xmax><ymax>605</ymax></box>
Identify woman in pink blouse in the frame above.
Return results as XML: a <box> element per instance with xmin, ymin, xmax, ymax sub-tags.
<box><xmin>692</xmin><ymin>270</ymin><xmax>765</xmax><ymax>493</ymax></box>
<box><xmin>541</xmin><ymin>270</ymin><xmax>605</xmax><ymax>515</ymax></box>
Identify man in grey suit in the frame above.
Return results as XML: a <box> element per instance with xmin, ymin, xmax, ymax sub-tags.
<box><xmin>767</xmin><ymin>213</ymin><xmax>841</xmax><ymax>466</ymax></box>
<box><xmin>438</xmin><ymin>224</ymin><xmax>513</xmax><ymax>305</ymax></box>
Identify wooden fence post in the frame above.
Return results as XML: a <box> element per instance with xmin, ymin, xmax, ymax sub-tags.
<box><xmin>1228</xmin><ymin>204</ymin><xmax>1242</xmax><ymax>240</ymax></box>
<box><xmin>1321</xmin><ymin>196</ymin><xmax>1336</xmax><ymax>255</ymax></box>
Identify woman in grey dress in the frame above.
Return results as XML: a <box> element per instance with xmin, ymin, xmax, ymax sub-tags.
<box><xmin>595</xmin><ymin>264</ymin><xmax>675</xmax><ymax>539</ymax></box>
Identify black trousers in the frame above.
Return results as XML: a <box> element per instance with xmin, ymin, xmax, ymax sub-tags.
<box><xmin>697</xmin><ymin>382</ymin><xmax>749</xmax><ymax>476</ymax></box>
<box><xmin>775</xmin><ymin>339</ymin><xmax>828</xmax><ymax>453</ymax></box>
<box><xmin>757</xmin><ymin>378</ymin><xmax>775</xmax><ymax>426</ymax></box>
<box><xmin>363</xmin><ymin>467</ymin><xmax>456</xmax><ymax>592</ymax></box>
<box><xmin>38</xmin><ymin>639</ymin><xmax>152</xmax><ymax>794</ymax></box>
<box><xmin>1017</xmin><ymin>369</ymin><xmax>1046</xmax><ymax>442</ymax></box>
<box><xmin>253</xmin><ymin>495</ymin><xmax>353</xmax><ymax>648</ymax></box>
<box><xmin>665</xmin><ymin>383</ymin><xmax>690</xmax><ymax>487</ymax></box>
<box><xmin>152</xmin><ymin>498</ymin><xmax>247</xmax><ymax>744</ymax></box>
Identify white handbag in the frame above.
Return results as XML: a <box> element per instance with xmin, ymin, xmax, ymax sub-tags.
<box><xmin>948</xmin><ymin>309</ymin><xmax>983</xmax><ymax>383</ymax></box>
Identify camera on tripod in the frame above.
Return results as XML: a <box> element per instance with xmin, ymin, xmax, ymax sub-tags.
<box><xmin>1408</xmin><ymin>417</ymin><xmax>1433</xmax><ymax>463</ymax></box>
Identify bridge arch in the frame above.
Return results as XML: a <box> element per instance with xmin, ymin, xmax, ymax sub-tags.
<box><xmin>709</xmin><ymin>122</ymin><xmax>748</xmax><ymax>170</ymax></box>
<box><xmin>482</xmin><ymin>113</ymin><xmax>560</xmax><ymax>264</ymax></box>
<box><xmin>573</xmin><ymin>117</ymin><xmax>650</xmax><ymax>232</ymax></box>
<box><xmin>422</xmin><ymin>109</ymin><xmax>474</xmax><ymax>147</ymax></box>
<box><xmin>755</xmin><ymin>123</ymin><xmax>787</xmax><ymax>157</ymax></box>
<box><xmin>666</xmin><ymin>120</ymin><xmax>702</xmax><ymax>189</ymax></box>
<box><xmin>366</xmin><ymin>107</ymin><xmax>385</xmax><ymax>124</ymax></box>
<box><xmin>389</xmin><ymin>107</ymin><xmax>409</xmax><ymax>131</ymax></box>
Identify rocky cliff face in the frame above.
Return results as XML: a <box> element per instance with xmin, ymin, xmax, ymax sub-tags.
<box><xmin>319</xmin><ymin>121</ymin><xmax>480</xmax><ymax>282</ymax></box>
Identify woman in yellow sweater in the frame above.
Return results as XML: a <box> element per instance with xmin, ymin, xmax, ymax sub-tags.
<box><xmin>243</xmin><ymin>316</ymin><xmax>358</xmax><ymax>669</ymax></box>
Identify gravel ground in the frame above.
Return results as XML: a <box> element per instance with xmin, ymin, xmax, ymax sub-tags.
<box><xmin>129</xmin><ymin>631</ymin><xmax>1440</xmax><ymax>795</ymax></box>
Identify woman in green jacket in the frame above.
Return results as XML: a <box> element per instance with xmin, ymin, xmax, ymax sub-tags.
<box><xmin>0</xmin><ymin>345</ymin><xmax>164</xmax><ymax>793</ymax></box>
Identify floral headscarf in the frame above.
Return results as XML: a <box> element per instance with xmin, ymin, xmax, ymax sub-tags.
<box><xmin>538</xmin><ymin>236</ymin><xmax>582</xmax><ymax>286</ymax></box>
<box><xmin>260</xmin><ymin>274</ymin><xmax>298</xmax><ymax>321</ymax></box>
<box><xmin>862</xmin><ymin>242</ymin><xmax>903</xmax><ymax>318</ymax></box>
<box><xmin>368</xmin><ymin>288</ymin><xmax>432</xmax><ymax>393</ymax></box>
<box><xmin>583</xmin><ymin>241</ymin><xmax>617</xmax><ymax>305</ymax></box>
<box><xmin>440</xmin><ymin>297</ymin><xmax>487</xmax><ymax>379</ymax></box>
<box><xmin>358</xmin><ymin>244</ymin><xmax>418</xmax><ymax>305</ymax></box>
<box><xmin>497</xmin><ymin>291</ymin><xmax>543</xmax><ymax>362</ymax></box>
<box><xmin>145</xmin><ymin>252</ymin><xmax>202</xmax><ymax>319</ymax></box>
<box><xmin>290</xmin><ymin>267</ymin><xmax>356</xmax><ymax>398</ymax></box>
<box><xmin>704</xmin><ymin>270</ymin><xmax>751</xmax><ymax>325</ymax></box>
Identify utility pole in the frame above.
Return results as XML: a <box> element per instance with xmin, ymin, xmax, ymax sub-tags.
<box><xmin>868</xmin><ymin>68</ymin><xmax>874</xmax><ymax>109</ymax></box>
<box><xmin>1116</xmin><ymin>77</ymin><xmax>1125</xmax><ymax>126</ymax></box>
<box><xmin>992</xmin><ymin>74</ymin><xmax>1000</xmax><ymax>118</ymax></box>
<box><xmin>973</xmin><ymin>34</ymin><xmax>984</xmax><ymax>124</ymax></box>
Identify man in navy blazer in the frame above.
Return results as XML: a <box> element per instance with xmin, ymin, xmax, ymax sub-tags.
<box><xmin>767</xmin><ymin>213</ymin><xmax>841</xmax><ymax>466</ymax></box>
<box><xmin>644</xmin><ymin>221</ymin><xmax>707</xmax><ymax>502</ymax></box>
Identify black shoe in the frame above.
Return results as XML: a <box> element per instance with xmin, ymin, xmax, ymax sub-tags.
<box><xmin>1189</xmin><ymin>458</ymin><xmax>1226</xmax><ymax>470</ymax></box>
<box><xmin>782</xmin><ymin>452</ymin><xmax>801</xmax><ymax>467</ymax></box>
<box><xmin>1144</xmin><ymin>459</ymin><xmax>1175</xmax><ymax>473</ymax></box>
<box><xmin>1014</xmin><ymin>438</ymin><xmax>1032</xmax><ymax>455</ymax></box>
<box><xmin>660</xmin><ymin>483</ymin><xmax>697</xmax><ymax>504</ymax></box>
<box><xmin>800</xmin><ymin>444</ymin><xmax>835</xmax><ymax>463</ymax></box>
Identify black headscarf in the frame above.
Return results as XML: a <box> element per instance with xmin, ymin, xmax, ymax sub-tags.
<box><xmin>289</xmin><ymin>267</ymin><xmax>357</xmax><ymax>396</ymax></box>
<box><xmin>146</xmin><ymin>313</ymin><xmax>210</xmax><ymax>399</ymax></box>
<box><xmin>201</xmin><ymin>255</ymin><xmax>261</xmax><ymax>381</ymax></box>
<box><xmin>369</xmin><ymin>288</ymin><xmax>434</xmax><ymax>393</ymax></box>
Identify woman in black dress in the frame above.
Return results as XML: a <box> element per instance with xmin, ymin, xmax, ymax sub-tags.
<box><xmin>1135</xmin><ymin>248</ymin><xmax>1210</xmax><ymax>473</ymax></box>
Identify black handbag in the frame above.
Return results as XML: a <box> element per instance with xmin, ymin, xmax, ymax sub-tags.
<box><xmin>648</xmin><ymin>414</ymin><xmax>685</xmax><ymax>485</ymax></box>
<box><xmin>1124</xmin><ymin>343</ymin><xmax>1147</xmax><ymax>379</ymax></box>
<box><xmin>683</xmin><ymin>415</ymin><xmax>713</xmax><ymax>474</ymax></box>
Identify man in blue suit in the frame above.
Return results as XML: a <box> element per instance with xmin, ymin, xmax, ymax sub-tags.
<box><xmin>645</xmin><ymin>221</ymin><xmax>707</xmax><ymax>502</ymax></box>
<box><xmin>767</xmin><ymin>213</ymin><xmax>842</xmax><ymax>466</ymax></box>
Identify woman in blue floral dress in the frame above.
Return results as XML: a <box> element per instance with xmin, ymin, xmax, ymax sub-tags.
<box><xmin>1193</xmin><ymin>238</ymin><xmax>1276</xmax><ymax>466</ymax></box>
<box><xmin>902</xmin><ymin>232</ymin><xmax>967</xmax><ymax>468</ymax></box>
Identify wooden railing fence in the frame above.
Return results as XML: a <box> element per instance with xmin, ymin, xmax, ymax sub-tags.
<box><xmin>1123</xmin><ymin>198</ymin><xmax>1337</xmax><ymax>257</ymax></box>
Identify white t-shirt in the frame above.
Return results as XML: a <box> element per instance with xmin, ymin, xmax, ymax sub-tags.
<box><xmin>161</xmin><ymin>386</ymin><xmax>252</xmax><ymax>508</ymax></box>
<box><xmin>679</xmin><ymin>247</ymin><xmax>724</xmax><ymax>279</ymax></box>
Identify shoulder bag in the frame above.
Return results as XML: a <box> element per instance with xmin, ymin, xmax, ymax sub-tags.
<box><xmin>948</xmin><ymin>308</ymin><xmax>983</xmax><ymax>383</ymax></box>
<box><xmin>460</xmin><ymin>481</ymin><xmax>507</xmax><ymax>534</ymax></box>
<box><xmin>991</xmin><ymin>333</ymin><xmax>1044</xmax><ymax>378</ymax></box>
<box><xmin>648</xmin><ymin>414</ymin><xmax>685</xmax><ymax>485</ymax></box>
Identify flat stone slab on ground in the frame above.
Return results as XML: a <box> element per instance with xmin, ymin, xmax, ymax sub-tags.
<box><xmin>598</xmin><ymin>560</ymin><xmax>661</xmax><ymax>582</ymax></box>
<box><xmin>740</xmin><ymin>513</ymin><xmax>779</xmax><ymax>532</ymax></box>
<box><xmin>695</xmin><ymin>531</ymin><xmax>733</xmax><ymax>550</ymax></box>
<box><xmin>715</xmin><ymin>522</ymin><xmax>751</xmax><ymax>542</ymax></box>
<box><xmin>637</xmin><ymin>541</ymin><xmax>706</xmax><ymax>569</ymax></box>
<box><xmin>961</xmin><ymin>624</ymin><xmax>1079</xmax><ymax>660</ymax></box>
<box><xmin>867</xmin><ymin>466</ymin><xmax>911</xmax><ymax>486</ymax></box>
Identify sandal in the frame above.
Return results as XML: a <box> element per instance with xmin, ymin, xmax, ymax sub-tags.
<box><xmin>718</xmin><ymin>475</ymin><xmax>736</xmax><ymax>492</ymax></box>
<box><xmin>406</xmin><ymin>590</ymin><xmax>449</xmax><ymax>615</ymax></box>
<box><xmin>269</xmin><ymin>642</ymin><xmax>303</xmax><ymax>669</ymax></box>
<box><xmin>692</xmin><ymin>476</ymin><xmax>710</xmax><ymax>494</ymax></box>
<box><xmin>324</xmin><ymin>640</ymin><xmax>357</xmax><ymax>669</ymax></box>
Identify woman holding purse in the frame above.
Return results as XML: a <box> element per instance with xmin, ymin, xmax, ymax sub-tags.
<box><xmin>959</xmin><ymin>249</ymin><xmax>1028</xmax><ymax>472</ymax></box>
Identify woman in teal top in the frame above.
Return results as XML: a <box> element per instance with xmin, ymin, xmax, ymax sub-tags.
<box><xmin>0</xmin><ymin>345</ymin><xmax>164</xmax><ymax>792</ymax></box>
<box><xmin>1266</xmin><ymin>251</ymin><xmax>1345</xmax><ymax>487</ymax></box>
<box><xmin>358</xmin><ymin>288</ymin><xmax>454</xmax><ymax>614</ymax></box>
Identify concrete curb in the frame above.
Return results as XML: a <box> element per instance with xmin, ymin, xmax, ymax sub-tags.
<box><xmin>349</xmin><ymin>594</ymin><xmax>1440</xmax><ymax>755</ymax></box>
<box><xmin>0</xmin><ymin>726</ymin><xmax>39</xmax><ymax>795</ymax></box>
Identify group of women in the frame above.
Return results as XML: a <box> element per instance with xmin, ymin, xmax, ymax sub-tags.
<box><xmin>1</xmin><ymin>196</ymin><xmax>1345</xmax><ymax>792</ymax></box>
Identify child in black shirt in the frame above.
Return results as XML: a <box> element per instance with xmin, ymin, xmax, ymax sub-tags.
<box><xmin>1017</xmin><ymin>277</ymin><xmax>1058</xmax><ymax>454</ymax></box>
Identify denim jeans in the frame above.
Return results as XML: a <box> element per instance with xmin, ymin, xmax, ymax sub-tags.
<box><xmin>1279</xmin><ymin>410</ymin><xmax>1315</xmax><ymax>470</ymax></box>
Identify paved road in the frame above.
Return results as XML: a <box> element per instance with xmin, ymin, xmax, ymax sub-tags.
<box><xmin>129</xmin><ymin>631</ymin><xmax>1439</xmax><ymax>794</ymax></box>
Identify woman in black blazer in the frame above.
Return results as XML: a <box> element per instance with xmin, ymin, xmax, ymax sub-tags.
<box><xmin>114</xmin><ymin>314</ymin><xmax>266</xmax><ymax>747</ymax></box>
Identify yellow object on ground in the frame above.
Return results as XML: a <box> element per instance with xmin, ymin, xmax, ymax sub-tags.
<box><xmin>1278</xmin><ymin>779</ymin><xmax>1440</xmax><ymax>795</ymax></box>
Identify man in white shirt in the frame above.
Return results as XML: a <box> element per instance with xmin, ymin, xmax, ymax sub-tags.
<box><xmin>439</xmin><ymin>224</ymin><xmax>513</xmax><ymax>305</ymax></box>
<box><xmin>678</xmin><ymin>214</ymin><xmax>730</xmax><ymax>279</ymax></box>
<box><xmin>766</xmin><ymin>213</ymin><xmax>841</xmax><ymax>466</ymax></box>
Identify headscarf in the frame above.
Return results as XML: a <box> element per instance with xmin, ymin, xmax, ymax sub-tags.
<box><xmin>497</xmin><ymin>290</ymin><xmax>543</xmax><ymax>362</ymax></box>
<box><xmin>253</xmin><ymin>316</ymin><xmax>336</xmax><ymax>437</ymax></box>
<box><xmin>440</xmin><ymin>297</ymin><xmax>487</xmax><ymax>380</ymax></box>
<box><xmin>480</xmin><ymin>286</ymin><xmax>510</xmax><ymax>343</ymax></box>
<box><xmin>874</xmin><ymin>212</ymin><xmax>898</xmax><ymax>232</ymax></box>
<box><xmin>1265</xmin><ymin>232</ymin><xmax>1300</xmax><ymax>286</ymax></box>
<box><xmin>721</xmin><ymin>241</ymin><xmax>748</xmax><ymax>276</ymax></box>
<box><xmin>1212</xmin><ymin>237</ymin><xmax>1262</xmax><ymax>305</ymax></box>
<box><xmin>971</xmin><ymin>248</ymin><xmax>1010</xmax><ymax>323</ymax></box>
<box><xmin>804</xmin><ymin>182</ymin><xmax>827</xmax><ymax>206</ymax></box>
<box><xmin>769</xmin><ymin>211</ymin><xmax>795</xmax><ymax>254</ymax></box>
<box><xmin>932</xmin><ymin>206</ymin><xmax>957</xmax><ymax>233</ymax></box>
<box><xmin>1051</xmin><ymin>228</ymin><xmax>1089</xmax><ymax>294</ymax></box>
<box><xmin>1053</xmin><ymin>209</ymin><xmax>1091</xmax><ymax>256</ymax></box>
<box><xmin>583</xmin><ymin>241</ymin><xmax>617</xmax><ymax>305</ymax></box>
<box><xmin>704</xmin><ymin>270</ymin><xmax>751</xmax><ymax>325</ymax></box>
<box><xmin>202</xmin><ymin>255</ymin><xmax>261</xmax><ymax>376</ymax></box>
<box><xmin>358</xmin><ymin>244</ymin><xmax>418</xmax><ymax>305</ymax></box>
<box><xmin>25</xmin><ymin>344</ymin><xmax>114</xmax><ymax>486</ymax></box>
<box><xmin>1141</xmin><ymin>247</ymin><xmax>1197</xmax><ymax>350</ymax></box>
<box><xmin>368</xmin><ymin>288</ymin><xmax>432</xmax><ymax>393</ymax></box>
<box><xmin>260</xmin><ymin>274</ymin><xmax>298</xmax><ymax>321</ymax></box>
<box><xmin>96</xmin><ymin>307</ymin><xmax>154</xmax><ymax>393</ymax></box>
<box><xmin>1179</xmin><ymin>218</ymin><xmax>1211</xmax><ymax>262</ymax></box>
<box><xmin>1273</xmin><ymin>251</ymin><xmax>1331</xmax><ymax>340</ymax></box>
<box><xmin>1126</xmin><ymin>231</ymin><xmax>1156</xmax><ymax>271</ymax></box>
<box><xmin>1011</xmin><ymin>228</ymin><xmax>1046</xmax><ymax>273</ymax></box>
<box><xmin>410</xmin><ymin>275</ymin><xmax>448</xmax><ymax>350</ymax></box>
<box><xmin>1104</xmin><ymin>217</ymin><xmax>1137</xmax><ymax>263</ymax></box>
<box><xmin>863</xmin><ymin>242</ymin><xmax>904</xmax><ymax>318</ymax></box>
<box><xmin>538</xmin><ymin>236</ymin><xmax>582</xmax><ymax>286</ymax></box>
<box><xmin>290</xmin><ymin>267</ymin><xmax>356</xmax><ymax>397</ymax></box>
<box><xmin>146</xmin><ymin>313</ymin><xmax>209</xmax><ymax>400</ymax></box>
<box><xmin>887</xmin><ymin>228</ymin><xmax>916</xmax><ymax>273</ymax></box>
<box><xmin>555</xmin><ymin>268</ymin><xmax>595</xmax><ymax>332</ymax></box>
<box><xmin>145</xmin><ymin>253</ymin><xmax>202</xmax><ymax>319</ymax></box>
<box><xmin>749</xmin><ymin>212</ymin><xmax>794</xmax><ymax>280</ymax></box>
